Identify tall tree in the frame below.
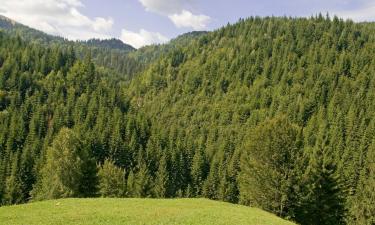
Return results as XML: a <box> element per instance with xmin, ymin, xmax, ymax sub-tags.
<box><xmin>31</xmin><ymin>128</ymin><xmax>89</xmax><ymax>200</ymax></box>
<box><xmin>98</xmin><ymin>159</ymin><xmax>126</xmax><ymax>197</ymax></box>
<box><xmin>348</xmin><ymin>139</ymin><xmax>375</xmax><ymax>225</ymax></box>
<box><xmin>3</xmin><ymin>153</ymin><xmax>22</xmax><ymax>204</ymax></box>
<box><xmin>296</xmin><ymin>147</ymin><xmax>345</xmax><ymax>225</ymax></box>
<box><xmin>239</xmin><ymin>116</ymin><xmax>301</xmax><ymax>217</ymax></box>
<box><xmin>190</xmin><ymin>149</ymin><xmax>208</xmax><ymax>196</ymax></box>
<box><xmin>133</xmin><ymin>162</ymin><xmax>152</xmax><ymax>197</ymax></box>
<box><xmin>153</xmin><ymin>154</ymin><xmax>169</xmax><ymax>198</ymax></box>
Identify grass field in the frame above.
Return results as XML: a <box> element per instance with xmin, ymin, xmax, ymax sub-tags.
<box><xmin>0</xmin><ymin>198</ymin><xmax>296</xmax><ymax>225</ymax></box>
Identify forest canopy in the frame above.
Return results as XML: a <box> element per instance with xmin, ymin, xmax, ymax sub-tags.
<box><xmin>0</xmin><ymin>15</ymin><xmax>375</xmax><ymax>224</ymax></box>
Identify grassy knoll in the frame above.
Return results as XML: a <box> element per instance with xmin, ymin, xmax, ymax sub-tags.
<box><xmin>0</xmin><ymin>198</ymin><xmax>296</xmax><ymax>225</ymax></box>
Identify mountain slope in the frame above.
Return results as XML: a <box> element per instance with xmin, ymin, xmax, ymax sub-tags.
<box><xmin>0</xmin><ymin>14</ymin><xmax>67</xmax><ymax>44</ymax></box>
<box><xmin>0</xmin><ymin>198</ymin><xmax>295</xmax><ymax>225</ymax></box>
<box><xmin>0</xmin><ymin>14</ymin><xmax>139</xmax><ymax>77</ymax></box>
<box><xmin>0</xmin><ymin>15</ymin><xmax>134</xmax><ymax>51</ymax></box>
<box><xmin>1</xmin><ymin>15</ymin><xmax>375</xmax><ymax>225</ymax></box>
<box><xmin>0</xmin><ymin>15</ymin><xmax>210</xmax><ymax>78</ymax></box>
<box><xmin>82</xmin><ymin>38</ymin><xmax>135</xmax><ymax>51</ymax></box>
<box><xmin>127</xmin><ymin>16</ymin><xmax>375</xmax><ymax>224</ymax></box>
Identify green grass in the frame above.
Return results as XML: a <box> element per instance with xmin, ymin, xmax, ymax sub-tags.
<box><xmin>0</xmin><ymin>198</ymin><xmax>296</xmax><ymax>225</ymax></box>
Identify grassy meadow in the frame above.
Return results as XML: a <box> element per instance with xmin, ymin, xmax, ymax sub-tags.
<box><xmin>0</xmin><ymin>198</ymin><xmax>296</xmax><ymax>225</ymax></box>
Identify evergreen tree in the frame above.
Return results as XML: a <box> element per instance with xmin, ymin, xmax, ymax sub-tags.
<box><xmin>31</xmin><ymin>128</ymin><xmax>87</xmax><ymax>200</ymax></box>
<box><xmin>154</xmin><ymin>154</ymin><xmax>169</xmax><ymax>198</ymax></box>
<box><xmin>18</xmin><ymin>146</ymin><xmax>36</xmax><ymax>203</ymax></box>
<box><xmin>296</xmin><ymin>147</ymin><xmax>345</xmax><ymax>225</ymax></box>
<box><xmin>79</xmin><ymin>147</ymin><xmax>99</xmax><ymax>197</ymax></box>
<box><xmin>348</xmin><ymin>139</ymin><xmax>375</xmax><ymax>225</ymax></box>
<box><xmin>239</xmin><ymin>116</ymin><xmax>301</xmax><ymax>217</ymax></box>
<box><xmin>134</xmin><ymin>163</ymin><xmax>152</xmax><ymax>197</ymax></box>
<box><xmin>202</xmin><ymin>159</ymin><xmax>220</xmax><ymax>199</ymax></box>
<box><xmin>126</xmin><ymin>170</ymin><xmax>135</xmax><ymax>197</ymax></box>
<box><xmin>98</xmin><ymin>159</ymin><xmax>126</xmax><ymax>197</ymax></box>
<box><xmin>3</xmin><ymin>153</ymin><xmax>22</xmax><ymax>204</ymax></box>
<box><xmin>190</xmin><ymin>149</ymin><xmax>208</xmax><ymax>196</ymax></box>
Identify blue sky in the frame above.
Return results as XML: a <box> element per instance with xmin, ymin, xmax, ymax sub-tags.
<box><xmin>1</xmin><ymin>0</ymin><xmax>375</xmax><ymax>48</ymax></box>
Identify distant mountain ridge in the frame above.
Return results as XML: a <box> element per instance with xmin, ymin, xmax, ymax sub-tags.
<box><xmin>0</xmin><ymin>14</ymin><xmax>142</xmax><ymax>77</ymax></box>
<box><xmin>0</xmin><ymin>15</ymin><xmax>17</xmax><ymax>28</ymax></box>
<box><xmin>0</xmin><ymin>14</ymin><xmax>135</xmax><ymax>51</ymax></box>
<box><xmin>81</xmin><ymin>38</ymin><xmax>135</xmax><ymax>51</ymax></box>
<box><xmin>0</xmin><ymin>14</ymin><xmax>210</xmax><ymax>57</ymax></box>
<box><xmin>0</xmin><ymin>14</ymin><xmax>66</xmax><ymax>43</ymax></box>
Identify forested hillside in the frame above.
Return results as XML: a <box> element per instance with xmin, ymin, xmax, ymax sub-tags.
<box><xmin>0</xmin><ymin>15</ymin><xmax>375</xmax><ymax>225</ymax></box>
<box><xmin>0</xmin><ymin>15</ymin><xmax>142</xmax><ymax>78</ymax></box>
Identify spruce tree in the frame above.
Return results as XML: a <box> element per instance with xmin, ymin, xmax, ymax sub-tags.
<box><xmin>31</xmin><ymin>128</ymin><xmax>86</xmax><ymax>200</ymax></box>
<box><xmin>79</xmin><ymin>146</ymin><xmax>99</xmax><ymax>197</ymax></box>
<box><xmin>296</xmin><ymin>147</ymin><xmax>345</xmax><ymax>225</ymax></box>
<box><xmin>154</xmin><ymin>154</ymin><xmax>169</xmax><ymax>198</ymax></box>
<box><xmin>190</xmin><ymin>149</ymin><xmax>208</xmax><ymax>196</ymax></box>
<box><xmin>239</xmin><ymin>116</ymin><xmax>301</xmax><ymax>217</ymax></box>
<box><xmin>3</xmin><ymin>153</ymin><xmax>22</xmax><ymax>204</ymax></box>
<box><xmin>134</xmin><ymin>162</ymin><xmax>151</xmax><ymax>197</ymax></box>
<box><xmin>98</xmin><ymin>159</ymin><xmax>126</xmax><ymax>197</ymax></box>
<box><xmin>348</xmin><ymin>139</ymin><xmax>375</xmax><ymax>225</ymax></box>
<box><xmin>126</xmin><ymin>170</ymin><xmax>135</xmax><ymax>197</ymax></box>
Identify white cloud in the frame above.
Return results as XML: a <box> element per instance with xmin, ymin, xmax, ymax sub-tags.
<box><xmin>138</xmin><ymin>0</ymin><xmax>211</xmax><ymax>30</ymax></box>
<box><xmin>333</xmin><ymin>2</ymin><xmax>375</xmax><ymax>21</ymax></box>
<box><xmin>169</xmin><ymin>10</ymin><xmax>211</xmax><ymax>30</ymax></box>
<box><xmin>138</xmin><ymin>0</ymin><xmax>184</xmax><ymax>14</ymax></box>
<box><xmin>121</xmin><ymin>29</ymin><xmax>169</xmax><ymax>49</ymax></box>
<box><xmin>93</xmin><ymin>17</ymin><xmax>114</xmax><ymax>32</ymax></box>
<box><xmin>0</xmin><ymin>0</ymin><xmax>113</xmax><ymax>40</ymax></box>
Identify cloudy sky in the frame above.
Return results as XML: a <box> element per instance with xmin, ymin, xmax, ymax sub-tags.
<box><xmin>1</xmin><ymin>0</ymin><xmax>375</xmax><ymax>48</ymax></box>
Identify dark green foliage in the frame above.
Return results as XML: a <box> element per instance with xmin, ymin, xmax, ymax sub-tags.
<box><xmin>239</xmin><ymin>116</ymin><xmax>302</xmax><ymax>217</ymax></box>
<box><xmin>296</xmin><ymin>147</ymin><xmax>345</xmax><ymax>225</ymax></box>
<box><xmin>79</xmin><ymin>147</ymin><xmax>99</xmax><ymax>197</ymax></box>
<box><xmin>191</xmin><ymin>149</ymin><xmax>208</xmax><ymax>196</ymax></box>
<box><xmin>3</xmin><ymin>153</ymin><xmax>23</xmax><ymax>204</ymax></box>
<box><xmin>0</xmin><ymin>15</ymin><xmax>375</xmax><ymax>224</ymax></box>
<box><xmin>348</xmin><ymin>139</ymin><xmax>375</xmax><ymax>225</ymax></box>
<box><xmin>31</xmin><ymin>128</ymin><xmax>95</xmax><ymax>200</ymax></box>
<box><xmin>98</xmin><ymin>159</ymin><xmax>126</xmax><ymax>197</ymax></box>
<box><xmin>133</xmin><ymin>162</ymin><xmax>152</xmax><ymax>197</ymax></box>
<box><xmin>82</xmin><ymin>38</ymin><xmax>135</xmax><ymax>52</ymax></box>
<box><xmin>153</xmin><ymin>154</ymin><xmax>170</xmax><ymax>198</ymax></box>
<box><xmin>0</xmin><ymin>15</ymin><xmax>141</xmax><ymax>78</ymax></box>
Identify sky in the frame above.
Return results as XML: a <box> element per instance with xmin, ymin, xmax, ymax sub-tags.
<box><xmin>0</xmin><ymin>0</ymin><xmax>375</xmax><ymax>48</ymax></box>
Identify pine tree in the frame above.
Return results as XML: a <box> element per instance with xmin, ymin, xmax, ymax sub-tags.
<box><xmin>296</xmin><ymin>146</ymin><xmax>345</xmax><ymax>225</ymax></box>
<box><xmin>190</xmin><ymin>149</ymin><xmax>208</xmax><ymax>196</ymax></box>
<box><xmin>18</xmin><ymin>146</ymin><xmax>36</xmax><ymax>203</ymax></box>
<box><xmin>3</xmin><ymin>153</ymin><xmax>22</xmax><ymax>204</ymax></box>
<box><xmin>239</xmin><ymin>116</ymin><xmax>301</xmax><ymax>217</ymax></box>
<box><xmin>31</xmin><ymin>128</ymin><xmax>86</xmax><ymax>200</ymax></box>
<box><xmin>225</xmin><ymin>148</ymin><xmax>241</xmax><ymax>203</ymax></box>
<box><xmin>348</xmin><ymin>139</ymin><xmax>375</xmax><ymax>225</ymax></box>
<box><xmin>98</xmin><ymin>159</ymin><xmax>126</xmax><ymax>197</ymax></box>
<box><xmin>202</xmin><ymin>159</ymin><xmax>220</xmax><ymax>199</ymax></box>
<box><xmin>154</xmin><ymin>154</ymin><xmax>169</xmax><ymax>198</ymax></box>
<box><xmin>79</xmin><ymin>146</ymin><xmax>98</xmax><ymax>197</ymax></box>
<box><xmin>126</xmin><ymin>170</ymin><xmax>135</xmax><ymax>197</ymax></box>
<box><xmin>134</xmin><ymin>163</ymin><xmax>151</xmax><ymax>197</ymax></box>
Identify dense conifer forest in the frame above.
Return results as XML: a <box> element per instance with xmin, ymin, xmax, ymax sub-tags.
<box><xmin>0</xmin><ymin>15</ymin><xmax>375</xmax><ymax>224</ymax></box>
